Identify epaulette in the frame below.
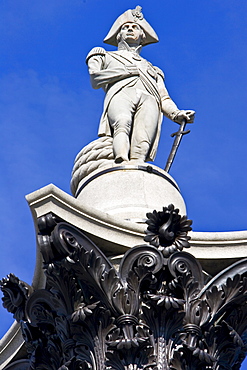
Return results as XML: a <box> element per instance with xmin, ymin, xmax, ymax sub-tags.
<box><xmin>86</xmin><ymin>47</ymin><xmax>106</xmax><ymax>64</ymax></box>
<box><xmin>153</xmin><ymin>66</ymin><xmax>165</xmax><ymax>80</ymax></box>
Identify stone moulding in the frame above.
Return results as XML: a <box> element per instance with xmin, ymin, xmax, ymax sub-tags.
<box><xmin>1</xmin><ymin>203</ymin><xmax>247</xmax><ymax>369</ymax></box>
<box><xmin>25</xmin><ymin>184</ymin><xmax>247</xmax><ymax>261</ymax></box>
<box><xmin>0</xmin><ymin>323</ymin><xmax>24</xmax><ymax>370</ymax></box>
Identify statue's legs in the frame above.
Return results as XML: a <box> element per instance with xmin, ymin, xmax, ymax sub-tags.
<box><xmin>107</xmin><ymin>89</ymin><xmax>134</xmax><ymax>163</ymax></box>
<box><xmin>107</xmin><ymin>88</ymin><xmax>159</xmax><ymax>163</ymax></box>
<box><xmin>130</xmin><ymin>93</ymin><xmax>159</xmax><ymax>162</ymax></box>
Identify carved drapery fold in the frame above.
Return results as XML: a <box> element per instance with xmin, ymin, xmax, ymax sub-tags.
<box><xmin>1</xmin><ymin>206</ymin><xmax>247</xmax><ymax>369</ymax></box>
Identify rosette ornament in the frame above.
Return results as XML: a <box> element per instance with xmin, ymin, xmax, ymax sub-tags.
<box><xmin>144</xmin><ymin>204</ymin><xmax>192</xmax><ymax>257</ymax></box>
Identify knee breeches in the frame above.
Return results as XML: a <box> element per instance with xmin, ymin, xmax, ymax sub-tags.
<box><xmin>107</xmin><ymin>87</ymin><xmax>160</xmax><ymax>160</ymax></box>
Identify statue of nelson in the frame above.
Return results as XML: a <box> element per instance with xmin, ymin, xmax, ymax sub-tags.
<box><xmin>86</xmin><ymin>6</ymin><xmax>195</xmax><ymax>164</ymax></box>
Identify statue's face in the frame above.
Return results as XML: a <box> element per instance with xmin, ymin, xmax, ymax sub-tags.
<box><xmin>119</xmin><ymin>22</ymin><xmax>144</xmax><ymax>45</ymax></box>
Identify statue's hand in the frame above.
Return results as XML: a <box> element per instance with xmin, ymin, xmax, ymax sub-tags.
<box><xmin>125</xmin><ymin>65</ymin><xmax>139</xmax><ymax>76</ymax></box>
<box><xmin>175</xmin><ymin>110</ymin><xmax>195</xmax><ymax>124</ymax></box>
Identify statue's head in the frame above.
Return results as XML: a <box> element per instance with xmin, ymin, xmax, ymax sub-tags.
<box><xmin>104</xmin><ymin>6</ymin><xmax>159</xmax><ymax>47</ymax></box>
<box><xmin>116</xmin><ymin>22</ymin><xmax>146</xmax><ymax>46</ymax></box>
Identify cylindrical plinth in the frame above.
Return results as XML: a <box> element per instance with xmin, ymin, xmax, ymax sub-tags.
<box><xmin>75</xmin><ymin>164</ymin><xmax>186</xmax><ymax>221</ymax></box>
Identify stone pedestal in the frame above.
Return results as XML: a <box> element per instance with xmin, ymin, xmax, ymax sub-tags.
<box><xmin>75</xmin><ymin>163</ymin><xmax>186</xmax><ymax>221</ymax></box>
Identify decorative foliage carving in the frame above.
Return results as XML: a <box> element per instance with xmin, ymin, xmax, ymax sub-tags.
<box><xmin>0</xmin><ymin>273</ymin><xmax>32</xmax><ymax>321</ymax></box>
<box><xmin>144</xmin><ymin>204</ymin><xmax>192</xmax><ymax>257</ymax></box>
<box><xmin>1</xmin><ymin>206</ymin><xmax>247</xmax><ymax>369</ymax></box>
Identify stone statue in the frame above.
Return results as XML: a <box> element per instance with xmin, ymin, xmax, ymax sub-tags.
<box><xmin>86</xmin><ymin>6</ymin><xmax>195</xmax><ymax>164</ymax></box>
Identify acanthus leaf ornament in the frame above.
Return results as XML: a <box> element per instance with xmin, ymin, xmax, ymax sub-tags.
<box><xmin>0</xmin><ymin>273</ymin><xmax>32</xmax><ymax>322</ymax></box>
<box><xmin>1</xmin><ymin>208</ymin><xmax>247</xmax><ymax>369</ymax></box>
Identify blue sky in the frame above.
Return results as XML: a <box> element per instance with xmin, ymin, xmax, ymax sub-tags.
<box><xmin>1</xmin><ymin>0</ymin><xmax>247</xmax><ymax>366</ymax></box>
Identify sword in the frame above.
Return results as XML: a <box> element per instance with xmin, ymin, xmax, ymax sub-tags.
<box><xmin>164</xmin><ymin>118</ymin><xmax>190</xmax><ymax>172</ymax></box>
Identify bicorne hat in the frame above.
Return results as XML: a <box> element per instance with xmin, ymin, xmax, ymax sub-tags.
<box><xmin>104</xmin><ymin>6</ymin><xmax>159</xmax><ymax>47</ymax></box>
